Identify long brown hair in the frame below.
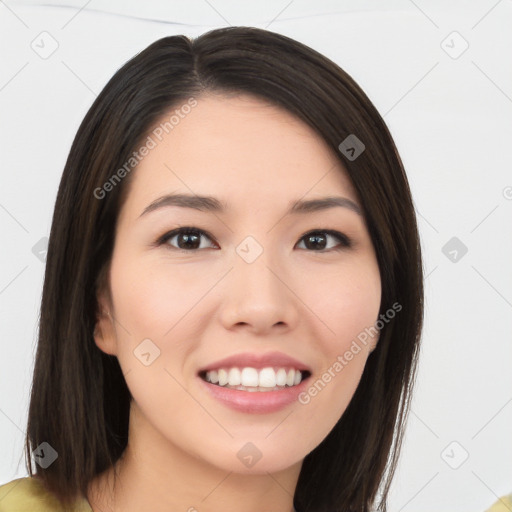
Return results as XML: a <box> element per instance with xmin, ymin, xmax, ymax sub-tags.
<box><xmin>24</xmin><ymin>26</ymin><xmax>423</xmax><ymax>512</ymax></box>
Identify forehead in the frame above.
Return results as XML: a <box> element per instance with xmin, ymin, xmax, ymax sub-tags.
<box><xmin>122</xmin><ymin>93</ymin><xmax>358</xmax><ymax>217</ymax></box>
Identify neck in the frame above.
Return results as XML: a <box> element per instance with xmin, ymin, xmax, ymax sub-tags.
<box><xmin>87</xmin><ymin>402</ymin><xmax>301</xmax><ymax>512</ymax></box>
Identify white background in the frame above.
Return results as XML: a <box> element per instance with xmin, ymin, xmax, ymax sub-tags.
<box><xmin>1</xmin><ymin>1</ymin><xmax>511</xmax><ymax>511</ymax></box>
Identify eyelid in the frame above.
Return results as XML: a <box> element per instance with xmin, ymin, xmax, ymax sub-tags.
<box><xmin>299</xmin><ymin>229</ymin><xmax>352</xmax><ymax>249</ymax></box>
<box><xmin>155</xmin><ymin>226</ymin><xmax>218</xmax><ymax>249</ymax></box>
<box><xmin>156</xmin><ymin>226</ymin><xmax>353</xmax><ymax>252</ymax></box>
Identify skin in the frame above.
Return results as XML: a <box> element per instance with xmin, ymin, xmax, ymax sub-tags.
<box><xmin>88</xmin><ymin>93</ymin><xmax>381</xmax><ymax>512</ymax></box>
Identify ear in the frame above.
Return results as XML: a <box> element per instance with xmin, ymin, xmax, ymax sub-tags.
<box><xmin>93</xmin><ymin>290</ymin><xmax>118</xmax><ymax>356</ymax></box>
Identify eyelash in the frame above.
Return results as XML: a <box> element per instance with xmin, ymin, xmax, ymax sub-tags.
<box><xmin>155</xmin><ymin>227</ymin><xmax>353</xmax><ymax>253</ymax></box>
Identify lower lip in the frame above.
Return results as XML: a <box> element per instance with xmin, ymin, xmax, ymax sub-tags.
<box><xmin>198</xmin><ymin>375</ymin><xmax>310</xmax><ymax>414</ymax></box>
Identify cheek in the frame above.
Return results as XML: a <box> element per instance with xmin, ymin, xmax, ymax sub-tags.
<box><xmin>107</xmin><ymin>249</ymin><xmax>226</xmax><ymax>391</ymax></box>
<box><xmin>302</xmin><ymin>258</ymin><xmax>381</xmax><ymax>349</ymax></box>
<box><xmin>109</xmin><ymin>249</ymin><xmax>208</xmax><ymax>339</ymax></box>
<box><xmin>107</xmin><ymin>253</ymin><xmax>203</xmax><ymax>419</ymax></box>
<box><xmin>110</xmin><ymin>243</ymin><xmax>381</xmax><ymax>366</ymax></box>
<box><xmin>293</xmin><ymin>262</ymin><xmax>380</xmax><ymax>451</ymax></box>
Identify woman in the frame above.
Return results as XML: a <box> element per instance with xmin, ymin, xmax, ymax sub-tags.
<box><xmin>0</xmin><ymin>26</ymin><xmax>423</xmax><ymax>512</ymax></box>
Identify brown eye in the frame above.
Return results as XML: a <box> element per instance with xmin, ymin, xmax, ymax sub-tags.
<box><xmin>158</xmin><ymin>228</ymin><xmax>217</xmax><ymax>251</ymax></box>
<box><xmin>296</xmin><ymin>230</ymin><xmax>352</xmax><ymax>251</ymax></box>
<box><xmin>157</xmin><ymin>227</ymin><xmax>352</xmax><ymax>253</ymax></box>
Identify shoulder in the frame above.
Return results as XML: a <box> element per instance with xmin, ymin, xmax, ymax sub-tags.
<box><xmin>0</xmin><ymin>477</ymin><xmax>92</xmax><ymax>512</ymax></box>
<box><xmin>485</xmin><ymin>494</ymin><xmax>512</xmax><ymax>512</ymax></box>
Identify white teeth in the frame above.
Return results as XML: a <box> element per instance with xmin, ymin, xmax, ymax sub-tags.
<box><xmin>241</xmin><ymin>367</ymin><xmax>259</xmax><ymax>387</ymax></box>
<box><xmin>276</xmin><ymin>368</ymin><xmax>287</xmax><ymax>386</ymax></box>
<box><xmin>218</xmin><ymin>368</ymin><xmax>228</xmax><ymax>386</ymax></box>
<box><xmin>203</xmin><ymin>367</ymin><xmax>306</xmax><ymax>390</ymax></box>
<box><xmin>258</xmin><ymin>367</ymin><xmax>276</xmax><ymax>388</ymax></box>
<box><xmin>228</xmin><ymin>367</ymin><xmax>241</xmax><ymax>386</ymax></box>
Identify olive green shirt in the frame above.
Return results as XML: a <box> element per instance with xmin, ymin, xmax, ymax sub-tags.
<box><xmin>1</xmin><ymin>476</ymin><xmax>511</xmax><ymax>511</ymax></box>
<box><xmin>0</xmin><ymin>477</ymin><xmax>92</xmax><ymax>512</ymax></box>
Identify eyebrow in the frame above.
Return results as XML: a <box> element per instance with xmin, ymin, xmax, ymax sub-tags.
<box><xmin>138</xmin><ymin>193</ymin><xmax>362</xmax><ymax>218</ymax></box>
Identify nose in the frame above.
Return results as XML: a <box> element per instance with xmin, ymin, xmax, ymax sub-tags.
<box><xmin>217</xmin><ymin>246</ymin><xmax>300</xmax><ymax>336</ymax></box>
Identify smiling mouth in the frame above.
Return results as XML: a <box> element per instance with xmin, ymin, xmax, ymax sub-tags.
<box><xmin>198</xmin><ymin>367</ymin><xmax>311</xmax><ymax>392</ymax></box>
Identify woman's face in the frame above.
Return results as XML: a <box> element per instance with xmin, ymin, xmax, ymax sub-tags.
<box><xmin>95</xmin><ymin>93</ymin><xmax>381</xmax><ymax>474</ymax></box>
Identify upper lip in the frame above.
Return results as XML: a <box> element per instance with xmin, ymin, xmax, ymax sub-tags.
<box><xmin>198</xmin><ymin>351</ymin><xmax>312</xmax><ymax>373</ymax></box>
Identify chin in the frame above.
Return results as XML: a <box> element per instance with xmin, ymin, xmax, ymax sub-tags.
<box><xmin>195</xmin><ymin>434</ymin><xmax>309</xmax><ymax>475</ymax></box>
